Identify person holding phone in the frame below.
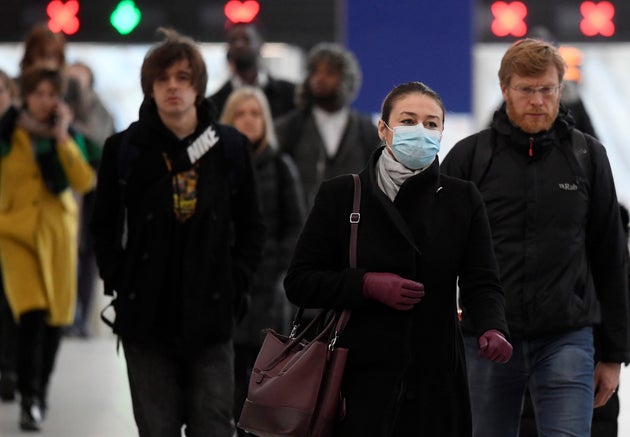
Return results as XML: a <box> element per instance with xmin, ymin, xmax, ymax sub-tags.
<box><xmin>0</xmin><ymin>66</ymin><xmax>95</xmax><ymax>431</ymax></box>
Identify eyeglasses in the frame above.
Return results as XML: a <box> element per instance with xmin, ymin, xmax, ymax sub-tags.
<box><xmin>510</xmin><ymin>85</ymin><xmax>561</xmax><ymax>98</ymax></box>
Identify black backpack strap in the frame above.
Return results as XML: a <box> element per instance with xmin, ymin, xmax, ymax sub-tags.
<box><xmin>471</xmin><ymin>128</ymin><xmax>495</xmax><ymax>186</ymax></box>
<box><xmin>571</xmin><ymin>129</ymin><xmax>592</xmax><ymax>187</ymax></box>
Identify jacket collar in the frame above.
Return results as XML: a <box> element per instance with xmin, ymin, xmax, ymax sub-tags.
<box><xmin>491</xmin><ymin>102</ymin><xmax>575</xmax><ymax>153</ymax></box>
<box><xmin>364</xmin><ymin>146</ymin><xmax>443</xmax><ymax>256</ymax></box>
<box><xmin>132</xmin><ymin>99</ymin><xmax>216</xmax><ymax>154</ymax></box>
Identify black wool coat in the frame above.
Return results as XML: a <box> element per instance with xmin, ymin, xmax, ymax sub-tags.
<box><xmin>284</xmin><ymin>148</ymin><xmax>509</xmax><ymax>437</ymax></box>
<box><xmin>90</xmin><ymin>100</ymin><xmax>265</xmax><ymax>348</ymax></box>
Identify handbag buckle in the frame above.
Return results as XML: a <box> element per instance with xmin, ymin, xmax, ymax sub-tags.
<box><xmin>289</xmin><ymin>324</ymin><xmax>299</xmax><ymax>339</ymax></box>
<box><xmin>349</xmin><ymin>212</ymin><xmax>360</xmax><ymax>224</ymax></box>
<box><xmin>329</xmin><ymin>333</ymin><xmax>339</xmax><ymax>351</ymax></box>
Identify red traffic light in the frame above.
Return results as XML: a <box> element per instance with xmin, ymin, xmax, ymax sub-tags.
<box><xmin>491</xmin><ymin>1</ymin><xmax>528</xmax><ymax>37</ymax></box>
<box><xmin>224</xmin><ymin>0</ymin><xmax>260</xmax><ymax>24</ymax></box>
<box><xmin>47</xmin><ymin>0</ymin><xmax>80</xmax><ymax>35</ymax></box>
<box><xmin>580</xmin><ymin>1</ymin><xmax>615</xmax><ymax>37</ymax></box>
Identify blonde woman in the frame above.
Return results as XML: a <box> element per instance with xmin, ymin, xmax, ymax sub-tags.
<box><xmin>220</xmin><ymin>86</ymin><xmax>305</xmax><ymax>430</ymax></box>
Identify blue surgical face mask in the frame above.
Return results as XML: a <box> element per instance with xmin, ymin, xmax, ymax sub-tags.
<box><xmin>384</xmin><ymin>122</ymin><xmax>441</xmax><ymax>170</ymax></box>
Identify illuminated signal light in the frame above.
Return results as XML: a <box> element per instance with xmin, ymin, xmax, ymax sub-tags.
<box><xmin>580</xmin><ymin>1</ymin><xmax>615</xmax><ymax>37</ymax></box>
<box><xmin>490</xmin><ymin>1</ymin><xmax>528</xmax><ymax>38</ymax></box>
<box><xmin>559</xmin><ymin>46</ymin><xmax>583</xmax><ymax>82</ymax></box>
<box><xmin>47</xmin><ymin>0</ymin><xmax>80</xmax><ymax>35</ymax></box>
<box><xmin>224</xmin><ymin>0</ymin><xmax>260</xmax><ymax>24</ymax></box>
<box><xmin>111</xmin><ymin>1</ymin><xmax>142</xmax><ymax>35</ymax></box>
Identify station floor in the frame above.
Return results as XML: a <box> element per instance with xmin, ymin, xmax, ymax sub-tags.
<box><xmin>0</xmin><ymin>335</ymin><xmax>136</xmax><ymax>436</ymax></box>
<box><xmin>1</xmin><ymin>333</ymin><xmax>630</xmax><ymax>436</ymax></box>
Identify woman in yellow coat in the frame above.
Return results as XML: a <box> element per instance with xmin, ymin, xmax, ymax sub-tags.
<box><xmin>0</xmin><ymin>66</ymin><xmax>95</xmax><ymax>431</ymax></box>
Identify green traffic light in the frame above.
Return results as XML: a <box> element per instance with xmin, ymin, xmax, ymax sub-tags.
<box><xmin>110</xmin><ymin>0</ymin><xmax>142</xmax><ymax>35</ymax></box>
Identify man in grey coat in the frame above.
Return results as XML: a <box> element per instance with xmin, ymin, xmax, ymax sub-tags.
<box><xmin>275</xmin><ymin>43</ymin><xmax>379</xmax><ymax>210</ymax></box>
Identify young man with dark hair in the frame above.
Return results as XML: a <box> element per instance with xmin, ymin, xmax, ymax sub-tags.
<box><xmin>90</xmin><ymin>28</ymin><xmax>265</xmax><ymax>436</ymax></box>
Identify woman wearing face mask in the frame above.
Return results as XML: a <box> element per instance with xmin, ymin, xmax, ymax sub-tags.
<box><xmin>0</xmin><ymin>66</ymin><xmax>95</xmax><ymax>431</ymax></box>
<box><xmin>284</xmin><ymin>82</ymin><xmax>511</xmax><ymax>436</ymax></box>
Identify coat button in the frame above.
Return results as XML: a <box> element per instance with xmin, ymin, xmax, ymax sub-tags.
<box><xmin>141</xmin><ymin>253</ymin><xmax>149</xmax><ymax>261</ymax></box>
<box><xmin>128</xmin><ymin>293</ymin><xmax>136</xmax><ymax>300</ymax></box>
<box><xmin>146</xmin><ymin>213</ymin><xmax>154</xmax><ymax>220</ymax></box>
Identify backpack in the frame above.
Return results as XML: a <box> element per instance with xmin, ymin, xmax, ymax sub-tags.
<box><xmin>470</xmin><ymin>128</ymin><xmax>592</xmax><ymax>189</ymax></box>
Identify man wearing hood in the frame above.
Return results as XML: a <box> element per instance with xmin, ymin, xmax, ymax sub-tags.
<box><xmin>442</xmin><ymin>38</ymin><xmax>630</xmax><ymax>437</ymax></box>
<box><xmin>275</xmin><ymin>43</ymin><xmax>379</xmax><ymax>209</ymax></box>
<box><xmin>90</xmin><ymin>28</ymin><xmax>265</xmax><ymax>436</ymax></box>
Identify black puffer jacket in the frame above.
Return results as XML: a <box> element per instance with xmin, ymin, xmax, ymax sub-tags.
<box><xmin>90</xmin><ymin>100</ymin><xmax>265</xmax><ymax>347</ymax></box>
<box><xmin>234</xmin><ymin>145</ymin><xmax>305</xmax><ymax>345</ymax></box>
<box><xmin>442</xmin><ymin>105</ymin><xmax>630</xmax><ymax>363</ymax></box>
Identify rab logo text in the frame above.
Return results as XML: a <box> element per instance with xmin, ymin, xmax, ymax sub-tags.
<box><xmin>559</xmin><ymin>183</ymin><xmax>578</xmax><ymax>191</ymax></box>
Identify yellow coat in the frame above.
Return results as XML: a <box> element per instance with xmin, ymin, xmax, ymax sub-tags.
<box><xmin>0</xmin><ymin>127</ymin><xmax>96</xmax><ymax>325</ymax></box>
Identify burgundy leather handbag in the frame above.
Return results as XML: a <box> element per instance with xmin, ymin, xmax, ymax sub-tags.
<box><xmin>237</xmin><ymin>174</ymin><xmax>361</xmax><ymax>437</ymax></box>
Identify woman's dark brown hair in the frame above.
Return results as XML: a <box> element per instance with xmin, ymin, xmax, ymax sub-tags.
<box><xmin>20</xmin><ymin>23</ymin><xmax>66</xmax><ymax>71</ymax></box>
<box><xmin>20</xmin><ymin>66</ymin><xmax>64</xmax><ymax>101</ymax></box>
<box><xmin>380</xmin><ymin>81</ymin><xmax>445</xmax><ymax>125</ymax></box>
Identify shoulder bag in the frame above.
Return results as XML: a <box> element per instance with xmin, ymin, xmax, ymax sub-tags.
<box><xmin>237</xmin><ymin>174</ymin><xmax>361</xmax><ymax>437</ymax></box>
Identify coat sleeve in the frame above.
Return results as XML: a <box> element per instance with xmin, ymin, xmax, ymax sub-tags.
<box><xmin>274</xmin><ymin>110</ymin><xmax>301</xmax><ymax>157</ymax></box>
<box><xmin>56</xmin><ymin>136</ymin><xmax>96</xmax><ymax>194</ymax></box>
<box><xmin>89</xmin><ymin>133</ymin><xmax>124</xmax><ymax>295</ymax></box>
<box><xmin>457</xmin><ymin>181</ymin><xmax>510</xmax><ymax>338</ymax></box>
<box><xmin>284</xmin><ymin>176</ymin><xmax>366</xmax><ymax>310</ymax></box>
<box><xmin>585</xmin><ymin>139</ymin><xmax>630</xmax><ymax>363</ymax></box>
<box><xmin>229</xmin><ymin>133</ymin><xmax>266</xmax><ymax>298</ymax></box>
<box><xmin>276</xmin><ymin>153</ymin><xmax>306</xmax><ymax>270</ymax></box>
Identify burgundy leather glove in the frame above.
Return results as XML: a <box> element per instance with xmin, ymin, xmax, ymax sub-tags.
<box><xmin>362</xmin><ymin>272</ymin><xmax>424</xmax><ymax>311</ymax></box>
<box><xmin>478</xmin><ymin>329</ymin><xmax>513</xmax><ymax>363</ymax></box>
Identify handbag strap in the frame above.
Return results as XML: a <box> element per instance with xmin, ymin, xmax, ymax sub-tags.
<box><xmin>349</xmin><ymin>174</ymin><xmax>361</xmax><ymax>269</ymax></box>
<box><xmin>331</xmin><ymin>175</ymin><xmax>360</xmax><ymax>339</ymax></box>
<box><xmin>289</xmin><ymin>174</ymin><xmax>360</xmax><ymax>340</ymax></box>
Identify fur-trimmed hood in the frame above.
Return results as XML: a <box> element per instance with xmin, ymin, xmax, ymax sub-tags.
<box><xmin>296</xmin><ymin>42</ymin><xmax>362</xmax><ymax>108</ymax></box>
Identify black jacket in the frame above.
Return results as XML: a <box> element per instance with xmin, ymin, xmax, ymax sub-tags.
<box><xmin>234</xmin><ymin>145</ymin><xmax>305</xmax><ymax>344</ymax></box>
<box><xmin>90</xmin><ymin>100</ymin><xmax>265</xmax><ymax>347</ymax></box>
<box><xmin>210</xmin><ymin>75</ymin><xmax>296</xmax><ymax>119</ymax></box>
<box><xmin>285</xmin><ymin>149</ymin><xmax>508</xmax><ymax>436</ymax></box>
<box><xmin>442</xmin><ymin>106</ymin><xmax>630</xmax><ymax>363</ymax></box>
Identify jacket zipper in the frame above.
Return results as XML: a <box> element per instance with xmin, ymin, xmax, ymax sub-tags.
<box><xmin>529</xmin><ymin>137</ymin><xmax>534</xmax><ymax>157</ymax></box>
